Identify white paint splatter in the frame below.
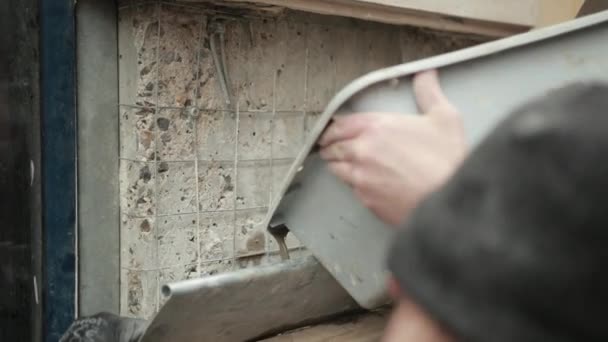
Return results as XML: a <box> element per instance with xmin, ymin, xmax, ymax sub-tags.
<box><xmin>33</xmin><ymin>276</ymin><xmax>39</xmax><ymax>304</ymax></box>
<box><xmin>30</xmin><ymin>160</ymin><xmax>35</xmax><ymax>187</ymax></box>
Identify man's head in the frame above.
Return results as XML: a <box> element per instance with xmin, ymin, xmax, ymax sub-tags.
<box><xmin>385</xmin><ymin>83</ymin><xmax>608</xmax><ymax>341</ymax></box>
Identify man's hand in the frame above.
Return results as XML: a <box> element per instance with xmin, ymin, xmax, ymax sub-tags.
<box><xmin>319</xmin><ymin>70</ymin><xmax>466</xmax><ymax>226</ymax></box>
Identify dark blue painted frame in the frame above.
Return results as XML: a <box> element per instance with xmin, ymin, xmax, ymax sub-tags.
<box><xmin>40</xmin><ymin>0</ymin><xmax>77</xmax><ymax>340</ymax></box>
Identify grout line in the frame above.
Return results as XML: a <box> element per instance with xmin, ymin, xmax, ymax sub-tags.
<box><xmin>228</xmin><ymin>24</ymin><xmax>243</xmax><ymax>271</ymax></box>
<box><xmin>193</xmin><ymin>11</ymin><xmax>205</xmax><ymax>279</ymax></box>
<box><xmin>153</xmin><ymin>1</ymin><xmax>162</xmax><ymax>314</ymax></box>
<box><xmin>303</xmin><ymin>21</ymin><xmax>310</xmax><ymax>117</ymax></box>
<box><xmin>117</xmin><ymin>1</ymin><xmax>134</xmax><ymax>317</ymax></box>
<box><xmin>303</xmin><ymin>23</ymin><xmax>311</xmax><ymax>142</ymax></box>
<box><xmin>122</xmin><ymin>262</ymin><xmax>199</xmax><ymax>273</ymax></box>
<box><xmin>269</xmin><ymin>69</ymin><xmax>277</xmax><ymax>205</ymax></box>
<box><xmin>262</xmin><ymin>19</ymin><xmax>278</xmax><ymax>255</ymax></box>
<box><xmin>266</xmin><ymin>68</ymin><xmax>278</xmax><ymax>257</ymax></box>
<box><xmin>231</xmin><ymin>102</ymin><xmax>240</xmax><ymax>272</ymax></box>
<box><xmin>119</xmin><ymin>103</ymin><xmax>310</xmax><ymax>116</ymax></box>
<box><xmin>116</xmin><ymin>1</ymin><xmax>130</xmax><ymax>317</ymax></box>
<box><xmin>124</xmin><ymin>206</ymin><xmax>269</xmax><ymax>220</ymax></box>
<box><xmin>120</xmin><ymin>156</ymin><xmax>296</xmax><ymax>165</ymax></box>
<box><xmin>120</xmin><ymin>246</ymin><xmax>305</xmax><ymax>272</ymax></box>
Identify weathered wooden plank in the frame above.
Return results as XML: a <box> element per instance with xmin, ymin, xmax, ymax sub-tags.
<box><xmin>178</xmin><ymin>0</ymin><xmax>529</xmax><ymax>36</ymax></box>
<box><xmin>226</xmin><ymin>0</ymin><xmax>529</xmax><ymax>36</ymax></box>
<box><xmin>353</xmin><ymin>0</ymin><xmax>539</xmax><ymax>26</ymax></box>
<box><xmin>537</xmin><ymin>0</ymin><xmax>584</xmax><ymax>26</ymax></box>
<box><xmin>578</xmin><ymin>0</ymin><xmax>608</xmax><ymax>17</ymax></box>
<box><xmin>181</xmin><ymin>0</ymin><xmax>586</xmax><ymax>36</ymax></box>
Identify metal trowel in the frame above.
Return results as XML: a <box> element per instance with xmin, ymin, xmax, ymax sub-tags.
<box><xmin>265</xmin><ymin>11</ymin><xmax>608</xmax><ymax>310</ymax></box>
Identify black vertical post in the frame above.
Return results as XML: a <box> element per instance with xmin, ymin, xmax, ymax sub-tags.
<box><xmin>1</xmin><ymin>0</ymin><xmax>43</xmax><ymax>340</ymax></box>
<box><xmin>39</xmin><ymin>0</ymin><xmax>77</xmax><ymax>340</ymax></box>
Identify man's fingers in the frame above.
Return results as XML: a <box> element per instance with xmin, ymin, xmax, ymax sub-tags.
<box><xmin>327</xmin><ymin>161</ymin><xmax>356</xmax><ymax>186</ymax></box>
<box><xmin>320</xmin><ymin>140</ymin><xmax>359</xmax><ymax>162</ymax></box>
<box><xmin>413</xmin><ymin>69</ymin><xmax>454</xmax><ymax>116</ymax></box>
<box><xmin>387</xmin><ymin>276</ymin><xmax>403</xmax><ymax>299</ymax></box>
<box><xmin>318</xmin><ymin>114</ymin><xmax>370</xmax><ymax>147</ymax></box>
<box><xmin>328</xmin><ymin>163</ymin><xmax>377</xmax><ymax>213</ymax></box>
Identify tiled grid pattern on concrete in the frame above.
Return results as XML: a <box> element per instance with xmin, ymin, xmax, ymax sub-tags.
<box><xmin>118</xmin><ymin>1</ymin><xmax>481</xmax><ymax>318</ymax></box>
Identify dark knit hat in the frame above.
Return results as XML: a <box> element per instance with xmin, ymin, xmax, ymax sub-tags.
<box><xmin>388</xmin><ymin>83</ymin><xmax>608</xmax><ymax>342</ymax></box>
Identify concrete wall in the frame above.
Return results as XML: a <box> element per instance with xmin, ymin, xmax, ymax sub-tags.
<box><xmin>117</xmin><ymin>0</ymin><xmax>481</xmax><ymax>319</ymax></box>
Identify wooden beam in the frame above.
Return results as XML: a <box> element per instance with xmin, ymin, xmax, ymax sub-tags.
<box><xmin>537</xmin><ymin>0</ymin><xmax>584</xmax><ymax>27</ymax></box>
<box><xmin>354</xmin><ymin>0</ymin><xmax>539</xmax><ymax>26</ymax></box>
<box><xmin>214</xmin><ymin>0</ymin><xmax>532</xmax><ymax>36</ymax></box>
<box><xmin>183</xmin><ymin>0</ymin><xmax>586</xmax><ymax>36</ymax></box>
<box><xmin>578</xmin><ymin>0</ymin><xmax>608</xmax><ymax>17</ymax></box>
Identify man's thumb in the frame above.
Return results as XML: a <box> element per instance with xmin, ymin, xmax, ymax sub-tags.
<box><xmin>413</xmin><ymin>69</ymin><xmax>455</xmax><ymax>116</ymax></box>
